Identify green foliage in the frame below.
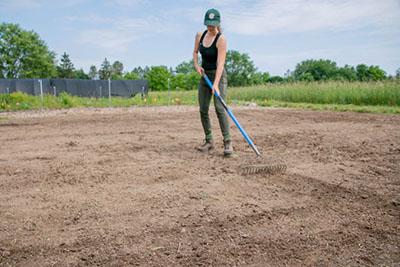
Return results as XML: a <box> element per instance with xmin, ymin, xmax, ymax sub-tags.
<box><xmin>356</xmin><ymin>64</ymin><xmax>370</xmax><ymax>81</ymax></box>
<box><xmin>225</xmin><ymin>50</ymin><xmax>258</xmax><ymax>86</ymax></box>
<box><xmin>131</xmin><ymin>66</ymin><xmax>149</xmax><ymax>79</ymax></box>
<box><xmin>0</xmin><ymin>23</ymin><xmax>57</xmax><ymax>78</ymax></box>
<box><xmin>293</xmin><ymin>60</ymin><xmax>387</xmax><ymax>82</ymax></box>
<box><xmin>123</xmin><ymin>71</ymin><xmax>140</xmax><ymax>80</ymax></box>
<box><xmin>171</xmin><ymin>71</ymin><xmax>200</xmax><ymax>91</ymax></box>
<box><xmin>88</xmin><ymin>65</ymin><xmax>97</xmax><ymax>79</ymax></box>
<box><xmin>73</xmin><ymin>68</ymin><xmax>90</xmax><ymax>79</ymax></box>
<box><xmin>368</xmin><ymin>65</ymin><xmax>386</xmax><ymax>81</ymax></box>
<box><xmin>57</xmin><ymin>52</ymin><xmax>75</xmax><ymax>78</ymax></box>
<box><xmin>335</xmin><ymin>65</ymin><xmax>357</xmax><ymax>81</ymax></box>
<box><xmin>355</xmin><ymin>64</ymin><xmax>386</xmax><ymax>81</ymax></box>
<box><xmin>175</xmin><ymin>60</ymin><xmax>194</xmax><ymax>74</ymax></box>
<box><xmin>268</xmin><ymin>76</ymin><xmax>285</xmax><ymax>83</ymax></box>
<box><xmin>171</xmin><ymin>73</ymin><xmax>186</xmax><ymax>90</ymax></box>
<box><xmin>99</xmin><ymin>58</ymin><xmax>112</xmax><ymax>80</ymax></box>
<box><xmin>145</xmin><ymin>66</ymin><xmax>172</xmax><ymax>91</ymax></box>
<box><xmin>294</xmin><ymin>59</ymin><xmax>338</xmax><ymax>81</ymax></box>
<box><xmin>59</xmin><ymin>92</ymin><xmax>74</xmax><ymax>107</ymax></box>
<box><xmin>185</xmin><ymin>71</ymin><xmax>201</xmax><ymax>90</ymax></box>
<box><xmin>111</xmin><ymin>61</ymin><xmax>124</xmax><ymax>79</ymax></box>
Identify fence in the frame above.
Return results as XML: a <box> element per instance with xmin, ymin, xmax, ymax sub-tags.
<box><xmin>0</xmin><ymin>78</ymin><xmax>149</xmax><ymax>98</ymax></box>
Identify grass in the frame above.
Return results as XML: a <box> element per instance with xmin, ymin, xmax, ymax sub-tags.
<box><xmin>229</xmin><ymin>80</ymin><xmax>400</xmax><ymax>106</ymax></box>
<box><xmin>1</xmin><ymin>80</ymin><xmax>399</xmax><ymax>114</ymax></box>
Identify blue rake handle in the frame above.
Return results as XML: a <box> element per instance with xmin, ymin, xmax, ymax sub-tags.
<box><xmin>202</xmin><ymin>73</ymin><xmax>261</xmax><ymax>157</ymax></box>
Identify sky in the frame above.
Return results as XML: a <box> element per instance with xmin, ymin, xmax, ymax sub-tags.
<box><xmin>1</xmin><ymin>0</ymin><xmax>399</xmax><ymax>76</ymax></box>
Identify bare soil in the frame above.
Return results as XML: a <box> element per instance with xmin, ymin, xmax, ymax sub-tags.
<box><xmin>0</xmin><ymin>106</ymin><xmax>399</xmax><ymax>266</ymax></box>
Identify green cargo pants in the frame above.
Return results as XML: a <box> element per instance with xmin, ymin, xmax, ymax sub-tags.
<box><xmin>198</xmin><ymin>69</ymin><xmax>231</xmax><ymax>142</ymax></box>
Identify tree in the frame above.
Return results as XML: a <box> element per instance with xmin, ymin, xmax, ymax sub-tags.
<box><xmin>73</xmin><ymin>69</ymin><xmax>89</xmax><ymax>79</ymax></box>
<box><xmin>99</xmin><ymin>58</ymin><xmax>112</xmax><ymax>80</ymax></box>
<box><xmin>145</xmin><ymin>66</ymin><xmax>172</xmax><ymax>91</ymax></box>
<box><xmin>368</xmin><ymin>65</ymin><xmax>386</xmax><ymax>81</ymax></box>
<box><xmin>131</xmin><ymin>66</ymin><xmax>149</xmax><ymax>79</ymax></box>
<box><xmin>261</xmin><ymin>72</ymin><xmax>270</xmax><ymax>83</ymax></box>
<box><xmin>111</xmin><ymin>60</ymin><xmax>124</xmax><ymax>79</ymax></box>
<box><xmin>170</xmin><ymin>71</ymin><xmax>200</xmax><ymax>90</ymax></box>
<box><xmin>123</xmin><ymin>71</ymin><xmax>140</xmax><ymax>80</ymax></box>
<box><xmin>335</xmin><ymin>65</ymin><xmax>357</xmax><ymax>81</ymax></box>
<box><xmin>175</xmin><ymin>60</ymin><xmax>194</xmax><ymax>74</ymax></box>
<box><xmin>249</xmin><ymin>72</ymin><xmax>264</xmax><ymax>85</ymax></box>
<box><xmin>268</xmin><ymin>76</ymin><xmax>285</xmax><ymax>83</ymax></box>
<box><xmin>88</xmin><ymin>65</ymin><xmax>97</xmax><ymax>79</ymax></box>
<box><xmin>57</xmin><ymin>52</ymin><xmax>75</xmax><ymax>78</ymax></box>
<box><xmin>0</xmin><ymin>23</ymin><xmax>57</xmax><ymax>78</ymax></box>
<box><xmin>396</xmin><ymin>68</ymin><xmax>400</xmax><ymax>79</ymax></box>
<box><xmin>356</xmin><ymin>64</ymin><xmax>370</xmax><ymax>81</ymax></box>
<box><xmin>184</xmin><ymin>71</ymin><xmax>201</xmax><ymax>90</ymax></box>
<box><xmin>294</xmin><ymin>59</ymin><xmax>338</xmax><ymax>81</ymax></box>
<box><xmin>171</xmin><ymin>73</ymin><xmax>186</xmax><ymax>90</ymax></box>
<box><xmin>225</xmin><ymin>50</ymin><xmax>258</xmax><ymax>87</ymax></box>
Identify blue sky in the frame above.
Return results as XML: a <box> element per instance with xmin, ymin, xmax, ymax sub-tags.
<box><xmin>1</xmin><ymin>0</ymin><xmax>399</xmax><ymax>75</ymax></box>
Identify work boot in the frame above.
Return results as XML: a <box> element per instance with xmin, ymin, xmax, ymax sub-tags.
<box><xmin>196</xmin><ymin>139</ymin><xmax>214</xmax><ymax>153</ymax></box>
<box><xmin>223</xmin><ymin>140</ymin><xmax>233</xmax><ymax>157</ymax></box>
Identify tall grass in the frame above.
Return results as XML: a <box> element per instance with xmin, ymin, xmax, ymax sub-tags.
<box><xmin>0</xmin><ymin>80</ymin><xmax>399</xmax><ymax>113</ymax></box>
<box><xmin>228</xmin><ymin>80</ymin><xmax>400</xmax><ymax>106</ymax></box>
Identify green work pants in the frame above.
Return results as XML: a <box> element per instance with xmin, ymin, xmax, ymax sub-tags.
<box><xmin>198</xmin><ymin>69</ymin><xmax>231</xmax><ymax>142</ymax></box>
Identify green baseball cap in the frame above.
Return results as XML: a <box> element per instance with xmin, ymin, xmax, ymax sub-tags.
<box><xmin>204</xmin><ymin>8</ymin><xmax>221</xmax><ymax>26</ymax></box>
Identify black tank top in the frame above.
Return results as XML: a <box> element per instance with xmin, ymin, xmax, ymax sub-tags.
<box><xmin>199</xmin><ymin>30</ymin><xmax>221</xmax><ymax>71</ymax></box>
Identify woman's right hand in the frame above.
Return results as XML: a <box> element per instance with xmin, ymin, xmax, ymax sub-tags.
<box><xmin>195</xmin><ymin>65</ymin><xmax>204</xmax><ymax>75</ymax></box>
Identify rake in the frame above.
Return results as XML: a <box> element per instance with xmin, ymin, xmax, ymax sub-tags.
<box><xmin>202</xmin><ymin>72</ymin><xmax>286</xmax><ymax>176</ymax></box>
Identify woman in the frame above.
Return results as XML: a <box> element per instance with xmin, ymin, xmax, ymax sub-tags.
<box><xmin>193</xmin><ymin>8</ymin><xmax>233</xmax><ymax>157</ymax></box>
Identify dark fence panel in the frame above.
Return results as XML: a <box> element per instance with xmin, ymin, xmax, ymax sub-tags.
<box><xmin>0</xmin><ymin>78</ymin><xmax>149</xmax><ymax>98</ymax></box>
<box><xmin>0</xmin><ymin>79</ymin><xmax>12</xmax><ymax>94</ymax></box>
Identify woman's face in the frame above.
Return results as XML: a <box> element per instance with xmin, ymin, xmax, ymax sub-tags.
<box><xmin>207</xmin><ymin>25</ymin><xmax>217</xmax><ymax>32</ymax></box>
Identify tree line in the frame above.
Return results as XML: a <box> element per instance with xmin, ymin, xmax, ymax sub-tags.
<box><xmin>1</xmin><ymin>23</ymin><xmax>399</xmax><ymax>91</ymax></box>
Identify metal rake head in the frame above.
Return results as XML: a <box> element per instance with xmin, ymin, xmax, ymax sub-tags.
<box><xmin>240</xmin><ymin>163</ymin><xmax>287</xmax><ymax>176</ymax></box>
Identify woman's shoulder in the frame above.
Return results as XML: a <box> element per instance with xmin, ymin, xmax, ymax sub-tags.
<box><xmin>195</xmin><ymin>31</ymin><xmax>205</xmax><ymax>40</ymax></box>
<box><xmin>216</xmin><ymin>33</ymin><xmax>226</xmax><ymax>46</ymax></box>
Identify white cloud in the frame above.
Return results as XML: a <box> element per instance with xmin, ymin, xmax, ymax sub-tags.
<box><xmin>75</xmin><ymin>15</ymin><xmax>182</xmax><ymax>54</ymax></box>
<box><xmin>205</xmin><ymin>0</ymin><xmax>400</xmax><ymax>35</ymax></box>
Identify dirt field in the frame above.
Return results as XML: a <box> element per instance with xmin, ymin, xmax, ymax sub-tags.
<box><xmin>0</xmin><ymin>106</ymin><xmax>399</xmax><ymax>266</ymax></box>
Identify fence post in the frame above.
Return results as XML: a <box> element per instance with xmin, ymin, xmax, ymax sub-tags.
<box><xmin>168</xmin><ymin>78</ymin><xmax>170</xmax><ymax>105</ymax></box>
<box><xmin>53</xmin><ymin>86</ymin><xmax>56</xmax><ymax>96</ymax></box>
<box><xmin>39</xmin><ymin>79</ymin><xmax>44</xmax><ymax>110</ymax></box>
<box><xmin>6</xmin><ymin>87</ymin><xmax>9</xmax><ymax>94</ymax></box>
<box><xmin>108</xmin><ymin>78</ymin><xmax>111</xmax><ymax>107</ymax></box>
